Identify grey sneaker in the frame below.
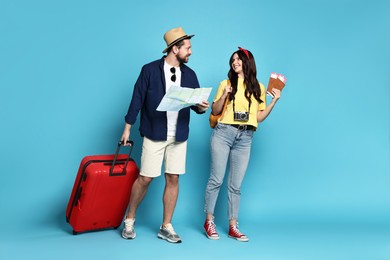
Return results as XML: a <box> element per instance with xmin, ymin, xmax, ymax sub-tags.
<box><xmin>121</xmin><ymin>218</ymin><xmax>136</xmax><ymax>239</ymax></box>
<box><xmin>157</xmin><ymin>223</ymin><xmax>182</xmax><ymax>243</ymax></box>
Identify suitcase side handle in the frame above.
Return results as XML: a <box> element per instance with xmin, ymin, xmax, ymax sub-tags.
<box><xmin>109</xmin><ymin>140</ymin><xmax>134</xmax><ymax>176</ymax></box>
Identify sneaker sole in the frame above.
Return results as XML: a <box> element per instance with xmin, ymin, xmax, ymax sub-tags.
<box><xmin>121</xmin><ymin>232</ymin><xmax>136</xmax><ymax>240</ymax></box>
<box><xmin>157</xmin><ymin>233</ymin><xmax>182</xmax><ymax>243</ymax></box>
<box><xmin>205</xmin><ymin>233</ymin><xmax>220</xmax><ymax>240</ymax></box>
<box><xmin>228</xmin><ymin>235</ymin><xmax>249</xmax><ymax>242</ymax></box>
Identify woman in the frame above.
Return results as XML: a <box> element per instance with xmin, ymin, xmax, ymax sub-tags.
<box><xmin>203</xmin><ymin>47</ymin><xmax>281</xmax><ymax>242</ymax></box>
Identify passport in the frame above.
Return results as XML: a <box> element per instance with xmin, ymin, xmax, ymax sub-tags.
<box><xmin>267</xmin><ymin>72</ymin><xmax>287</xmax><ymax>97</ymax></box>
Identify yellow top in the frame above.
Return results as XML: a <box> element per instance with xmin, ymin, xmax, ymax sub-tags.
<box><xmin>214</xmin><ymin>78</ymin><xmax>266</xmax><ymax>128</ymax></box>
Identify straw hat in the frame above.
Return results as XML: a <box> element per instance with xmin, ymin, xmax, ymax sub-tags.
<box><xmin>162</xmin><ymin>27</ymin><xmax>194</xmax><ymax>53</ymax></box>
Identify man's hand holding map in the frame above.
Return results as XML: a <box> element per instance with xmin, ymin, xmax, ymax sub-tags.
<box><xmin>157</xmin><ymin>85</ymin><xmax>212</xmax><ymax>111</ymax></box>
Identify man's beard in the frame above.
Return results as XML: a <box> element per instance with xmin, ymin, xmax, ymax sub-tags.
<box><xmin>177</xmin><ymin>54</ymin><xmax>189</xmax><ymax>64</ymax></box>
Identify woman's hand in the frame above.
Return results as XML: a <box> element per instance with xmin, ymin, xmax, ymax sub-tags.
<box><xmin>257</xmin><ymin>88</ymin><xmax>281</xmax><ymax>122</ymax></box>
<box><xmin>270</xmin><ymin>88</ymin><xmax>281</xmax><ymax>102</ymax></box>
<box><xmin>223</xmin><ymin>83</ymin><xmax>232</xmax><ymax>98</ymax></box>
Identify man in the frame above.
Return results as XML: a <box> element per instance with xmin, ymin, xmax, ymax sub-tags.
<box><xmin>120</xmin><ymin>27</ymin><xmax>209</xmax><ymax>243</ymax></box>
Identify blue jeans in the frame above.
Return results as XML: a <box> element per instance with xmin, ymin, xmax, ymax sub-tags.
<box><xmin>204</xmin><ymin>123</ymin><xmax>254</xmax><ymax>220</ymax></box>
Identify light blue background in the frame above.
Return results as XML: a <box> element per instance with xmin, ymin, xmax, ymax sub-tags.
<box><xmin>1</xmin><ymin>0</ymin><xmax>389</xmax><ymax>259</ymax></box>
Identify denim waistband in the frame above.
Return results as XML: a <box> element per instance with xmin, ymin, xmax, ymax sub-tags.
<box><xmin>229</xmin><ymin>124</ymin><xmax>256</xmax><ymax>131</ymax></box>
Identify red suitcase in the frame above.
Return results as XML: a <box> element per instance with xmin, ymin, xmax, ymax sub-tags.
<box><xmin>66</xmin><ymin>141</ymin><xmax>139</xmax><ymax>235</ymax></box>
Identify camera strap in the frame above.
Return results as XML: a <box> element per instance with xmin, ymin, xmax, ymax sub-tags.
<box><xmin>232</xmin><ymin>99</ymin><xmax>251</xmax><ymax>114</ymax></box>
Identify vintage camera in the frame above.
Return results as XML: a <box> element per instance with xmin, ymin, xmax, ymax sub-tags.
<box><xmin>234</xmin><ymin>111</ymin><xmax>249</xmax><ymax>122</ymax></box>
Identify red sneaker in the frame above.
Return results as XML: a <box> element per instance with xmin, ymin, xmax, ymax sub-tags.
<box><xmin>204</xmin><ymin>219</ymin><xmax>219</xmax><ymax>240</ymax></box>
<box><xmin>228</xmin><ymin>223</ymin><xmax>249</xmax><ymax>242</ymax></box>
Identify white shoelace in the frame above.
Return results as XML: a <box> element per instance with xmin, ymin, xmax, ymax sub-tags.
<box><xmin>164</xmin><ymin>224</ymin><xmax>177</xmax><ymax>235</ymax></box>
<box><xmin>231</xmin><ymin>223</ymin><xmax>245</xmax><ymax>236</ymax></box>
<box><xmin>124</xmin><ymin>218</ymin><xmax>135</xmax><ymax>230</ymax></box>
<box><xmin>207</xmin><ymin>221</ymin><xmax>217</xmax><ymax>233</ymax></box>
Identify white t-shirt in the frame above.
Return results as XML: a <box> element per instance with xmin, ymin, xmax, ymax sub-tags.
<box><xmin>163</xmin><ymin>61</ymin><xmax>181</xmax><ymax>137</ymax></box>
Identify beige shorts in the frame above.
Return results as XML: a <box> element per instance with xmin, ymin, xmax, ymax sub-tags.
<box><xmin>140</xmin><ymin>136</ymin><xmax>187</xmax><ymax>178</ymax></box>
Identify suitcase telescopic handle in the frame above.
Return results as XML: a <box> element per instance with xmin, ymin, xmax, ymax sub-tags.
<box><xmin>109</xmin><ymin>140</ymin><xmax>134</xmax><ymax>176</ymax></box>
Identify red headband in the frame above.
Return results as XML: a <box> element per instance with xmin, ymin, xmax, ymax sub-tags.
<box><xmin>238</xmin><ymin>46</ymin><xmax>250</xmax><ymax>59</ymax></box>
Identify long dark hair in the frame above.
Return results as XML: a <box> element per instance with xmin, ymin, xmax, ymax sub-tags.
<box><xmin>228</xmin><ymin>49</ymin><xmax>263</xmax><ymax>105</ymax></box>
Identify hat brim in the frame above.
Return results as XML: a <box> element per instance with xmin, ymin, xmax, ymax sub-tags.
<box><xmin>162</xmin><ymin>34</ymin><xmax>194</xmax><ymax>53</ymax></box>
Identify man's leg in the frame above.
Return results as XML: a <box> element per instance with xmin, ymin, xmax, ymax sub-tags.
<box><xmin>126</xmin><ymin>136</ymin><xmax>164</xmax><ymax>219</ymax></box>
<box><xmin>126</xmin><ymin>175</ymin><xmax>153</xmax><ymax>219</ymax></box>
<box><xmin>157</xmin><ymin>173</ymin><xmax>182</xmax><ymax>243</ymax></box>
<box><xmin>157</xmin><ymin>138</ymin><xmax>185</xmax><ymax>243</ymax></box>
<box><xmin>162</xmin><ymin>173</ymin><xmax>179</xmax><ymax>225</ymax></box>
<box><xmin>122</xmin><ymin>175</ymin><xmax>153</xmax><ymax>240</ymax></box>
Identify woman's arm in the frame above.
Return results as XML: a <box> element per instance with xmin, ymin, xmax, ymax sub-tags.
<box><xmin>211</xmin><ymin>84</ymin><xmax>232</xmax><ymax>115</ymax></box>
<box><xmin>257</xmin><ymin>88</ymin><xmax>281</xmax><ymax>122</ymax></box>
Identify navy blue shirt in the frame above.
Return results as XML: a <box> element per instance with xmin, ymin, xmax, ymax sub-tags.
<box><xmin>125</xmin><ymin>57</ymin><xmax>204</xmax><ymax>142</ymax></box>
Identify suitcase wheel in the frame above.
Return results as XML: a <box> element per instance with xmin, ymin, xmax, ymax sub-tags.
<box><xmin>72</xmin><ymin>230</ymin><xmax>78</xmax><ymax>235</ymax></box>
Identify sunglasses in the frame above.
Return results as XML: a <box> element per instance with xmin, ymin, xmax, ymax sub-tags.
<box><xmin>170</xmin><ymin>67</ymin><xmax>176</xmax><ymax>82</ymax></box>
